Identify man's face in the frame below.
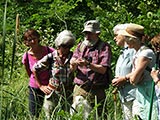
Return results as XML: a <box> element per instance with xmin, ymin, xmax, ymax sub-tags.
<box><xmin>84</xmin><ymin>32</ymin><xmax>98</xmax><ymax>41</ymax></box>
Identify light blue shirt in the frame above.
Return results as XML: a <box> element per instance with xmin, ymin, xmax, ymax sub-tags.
<box><xmin>155</xmin><ymin>86</ymin><xmax>160</xmax><ymax>120</ymax></box>
<box><xmin>115</xmin><ymin>47</ymin><xmax>136</xmax><ymax>103</ymax></box>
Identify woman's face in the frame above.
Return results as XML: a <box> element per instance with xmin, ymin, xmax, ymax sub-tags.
<box><xmin>23</xmin><ymin>37</ymin><xmax>38</xmax><ymax>47</ymax></box>
<box><xmin>114</xmin><ymin>34</ymin><xmax>125</xmax><ymax>47</ymax></box>
<box><xmin>125</xmin><ymin>38</ymin><xmax>140</xmax><ymax>51</ymax></box>
<box><xmin>125</xmin><ymin>41</ymin><xmax>134</xmax><ymax>48</ymax></box>
<box><xmin>23</xmin><ymin>37</ymin><xmax>34</xmax><ymax>46</ymax></box>
<box><xmin>58</xmin><ymin>44</ymin><xmax>70</xmax><ymax>56</ymax></box>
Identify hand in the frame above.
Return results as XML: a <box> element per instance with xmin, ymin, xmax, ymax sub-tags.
<box><xmin>112</xmin><ymin>76</ymin><xmax>126</xmax><ymax>87</ymax></box>
<box><xmin>151</xmin><ymin>68</ymin><xmax>160</xmax><ymax>84</ymax></box>
<box><xmin>71</xmin><ymin>58</ymin><xmax>87</xmax><ymax>67</ymax></box>
<box><xmin>76</xmin><ymin>58</ymin><xmax>88</xmax><ymax>67</ymax></box>
<box><xmin>39</xmin><ymin>85</ymin><xmax>52</xmax><ymax>95</ymax></box>
<box><xmin>70</xmin><ymin>58</ymin><xmax>79</xmax><ymax>71</ymax></box>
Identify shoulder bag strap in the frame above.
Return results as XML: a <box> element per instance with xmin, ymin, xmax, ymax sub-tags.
<box><xmin>26</xmin><ymin>52</ymin><xmax>32</xmax><ymax>77</ymax></box>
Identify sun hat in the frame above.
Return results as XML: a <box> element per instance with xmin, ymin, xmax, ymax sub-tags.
<box><xmin>55</xmin><ymin>30</ymin><xmax>75</xmax><ymax>48</ymax></box>
<box><xmin>117</xmin><ymin>23</ymin><xmax>144</xmax><ymax>38</ymax></box>
<box><xmin>82</xmin><ymin>20</ymin><xmax>101</xmax><ymax>33</ymax></box>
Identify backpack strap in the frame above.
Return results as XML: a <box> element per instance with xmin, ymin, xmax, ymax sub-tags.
<box><xmin>47</xmin><ymin>46</ymin><xmax>51</xmax><ymax>53</ymax></box>
<box><xmin>44</xmin><ymin>46</ymin><xmax>53</xmax><ymax>70</ymax></box>
<box><xmin>48</xmin><ymin>53</ymin><xmax>53</xmax><ymax>70</ymax></box>
<box><xmin>26</xmin><ymin>52</ymin><xmax>32</xmax><ymax>77</ymax></box>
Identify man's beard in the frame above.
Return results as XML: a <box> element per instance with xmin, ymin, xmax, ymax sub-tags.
<box><xmin>83</xmin><ymin>38</ymin><xmax>98</xmax><ymax>47</ymax></box>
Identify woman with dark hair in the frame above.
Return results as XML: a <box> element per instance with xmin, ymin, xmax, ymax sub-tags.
<box><xmin>150</xmin><ymin>33</ymin><xmax>160</xmax><ymax>120</ymax></box>
<box><xmin>22</xmin><ymin>29</ymin><xmax>54</xmax><ymax>118</ymax></box>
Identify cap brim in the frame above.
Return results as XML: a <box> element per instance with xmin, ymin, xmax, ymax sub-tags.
<box><xmin>82</xmin><ymin>28</ymin><xmax>100</xmax><ymax>33</ymax></box>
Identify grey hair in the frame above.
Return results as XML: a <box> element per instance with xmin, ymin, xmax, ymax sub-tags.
<box><xmin>113</xmin><ymin>23</ymin><xmax>129</xmax><ymax>34</ymax></box>
<box><xmin>55</xmin><ymin>30</ymin><xmax>75</xmax><ymax>48</ymax></box>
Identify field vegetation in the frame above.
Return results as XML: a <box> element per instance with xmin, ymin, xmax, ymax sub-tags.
<box><xmin>0</xmin><ymin>0</ymin><xmax>160</xmax><ymax>119</ymax></box>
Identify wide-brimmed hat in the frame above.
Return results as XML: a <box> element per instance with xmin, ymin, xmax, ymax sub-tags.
<box><xmin>82</xmin><ymin>20</ymin><xmax>101</xmax><ymax>33</ymax></box>
<box><xmin>117</xmin><ymin>23</ymin><xmax>144</xmax><ymax>38</ymax></box>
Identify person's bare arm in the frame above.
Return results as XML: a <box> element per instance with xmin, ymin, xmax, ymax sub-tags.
<box><xmin>127</xmin><ymin>56</ymin><xmax>150</xmax><ymax>85</ymax></box>
<box><xmin>32</xmin><ymin>56</ymin><xmax>52</xmax><ymax>95</ymax></box>
<box><xmin>71</xmin><ymin>58</ymin><xmax>107</xmax><ymax>74</ymax></box>
<box><xmin>88</xmin><ymin>62</ymin><xmax>107</xmax><ymax>74</ymax></box>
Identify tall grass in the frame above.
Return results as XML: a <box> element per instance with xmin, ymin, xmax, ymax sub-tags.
<box><xmin>10</xmin><ymin>14</ymin><xmax>20</xmax><ymax>78</ymax></box>
<box><xmin>1</xmin><ymin>0</ymin><xmax>7</xmax><ymax>119</ymax></box>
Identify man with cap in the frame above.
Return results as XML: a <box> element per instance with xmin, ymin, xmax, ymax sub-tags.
<box><xmin>116</xmin><ymin>23</ymin><xmax>158</xmax><ymax>120</ymax></box>
<box><xmin>32</xmin><ymin>30</ymin><xmax>75</xmax><ymax>119</ymax></box>
<box><xmin>70</xmin><ymin>20</ymin><xmax>112</xmax><ymax>119</ymax></box>
<box><xmin>112</xmin><ymin>23</ymin><xmax>136</xmax><ymax>120</ymax></box>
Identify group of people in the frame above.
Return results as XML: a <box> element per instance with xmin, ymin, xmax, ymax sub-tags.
<box><xmin>22</xmin><ymin>20</ymin><xmax>160</xmax><ymax>120</ymax></box>
<box><xmin>112</xmin><ymin>23</ymin><xmax>160</xmax><ymax>120</ymax></box>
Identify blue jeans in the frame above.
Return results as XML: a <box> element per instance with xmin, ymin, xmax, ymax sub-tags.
<box><xmin>29</xmin><ymin>86</ymin><xmax>45</xmax><ymax>118</ymax></box>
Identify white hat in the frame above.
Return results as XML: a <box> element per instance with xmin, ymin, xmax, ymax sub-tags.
<box><xmin>82</xmin><ymin>20</ymin><xmax>101</xmax><ymax>33</ymax></box>
<box><xmin>55</xmin><ymin>30</ymin><xmax>75</xmax><ymax>48</ymax></box>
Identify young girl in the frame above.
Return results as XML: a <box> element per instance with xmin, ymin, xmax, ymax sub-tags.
<box><xmin>22</xmin><ymin>29</ymin><xmax>54</xmax><ymax>118</ymax></box>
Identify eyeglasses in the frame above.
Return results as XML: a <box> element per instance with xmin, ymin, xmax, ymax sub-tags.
<box><xmin>60</xmin><ymin>44</ymin><xmax>72</xmax><ymax>49</ymax></box>
<box><xmin>24</xmin><ymin>38</ymin><xmax>33</xmax><ymax>42</ymax></box>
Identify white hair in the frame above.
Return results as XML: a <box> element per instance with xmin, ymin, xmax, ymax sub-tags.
<box><xmin>113</xmin><ymin>23</ymin><xmax>129</xmax><ymax>34</ymax></box>
<box><xmin>55</xmin><ymin>30</ymin><xmax>75</xmax><ymax>48</ymax></box>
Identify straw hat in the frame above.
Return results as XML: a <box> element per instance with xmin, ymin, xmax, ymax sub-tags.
<box><xmin>117</xmin><ymin>23</ymin><xmax>144</xmax><ymax>38</ymax></box>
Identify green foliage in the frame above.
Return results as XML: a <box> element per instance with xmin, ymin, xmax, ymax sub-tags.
<box><xmin>0</xmin><ymin>0</ymin><xmax>160</xmax><ymax>119</ymax></box>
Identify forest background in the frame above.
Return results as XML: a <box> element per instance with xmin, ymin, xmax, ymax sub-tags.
<box><xmin>0</xmin><ymin>0</ymin><xmax>160</xmax><ymax>119</ymax></box>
